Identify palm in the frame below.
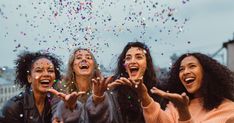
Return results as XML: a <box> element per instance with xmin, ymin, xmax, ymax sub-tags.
<box><xmin>151</xmin><ymin>87</ymin><xmax>189</xmax><ymax>108</ymax></box>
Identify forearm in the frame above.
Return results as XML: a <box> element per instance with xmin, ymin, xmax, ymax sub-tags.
<box><xmin>140</xmin><ymin>91</ymin><xmax>153</xmax><ymax>107</ymax></box>
<box><xmin>55</xmin><ymin>100</ymin><xmax>84</xmax><ymax>122</ymax></box>
<box><xmin>177</xmin><ymin>107</ymin><xmax>191</xmax><ymax>121</ymax></box>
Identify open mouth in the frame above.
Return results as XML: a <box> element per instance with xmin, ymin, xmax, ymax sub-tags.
<box><xmin>129</xmin><ymin>67</ymin><xmax>139</xmax><ymax>76</ymax></box>
<box><xmin>79</xmin><ymin>62</ymin><xmax>89</xmax><ymax>70</ymax></box>
<box><xmin>40</xmin><ymin>80</ymin><xmax>51</xmax><ymax>87</ymax></box>
<box><xmin>184</xmin><ymin>77</ymin><xmax>195</xmax><ymax>84</ymax></box>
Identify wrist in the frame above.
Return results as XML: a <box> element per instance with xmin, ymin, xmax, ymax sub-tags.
<box><xmin>92</xmin><ymin>93</ymin><xmax>105</xmax><ymax>104</ymax></box>
<box><xmin>177</xmin><ymin>107</ymin><xmax>191</xmax><ymax>121</ymax></box>
<box><xmin>141</xmin><ymin>92</ymin><xmax>153</xmax><ymax>107</ymax></box>
<box><xmin>65</xmin><ymin>102</ymin><xmax>77</xmax><ymax>111</ymax></box>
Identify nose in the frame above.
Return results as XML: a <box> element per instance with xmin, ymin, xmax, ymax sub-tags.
<box><xmin>183</xmin><ymin>68</ymin><xmax>191</xmax><ymax>75</ymax></box>
<box><xmin>129</xmin><ymin>57</ymin><xmax>137</xmax><ymax>63</ymax></box>
<box><xmin>42</xmin><ymin>70</ymin><xmax>50</xmax><ymax>77</ymax></box>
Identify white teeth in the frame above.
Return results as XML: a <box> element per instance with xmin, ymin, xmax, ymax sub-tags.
<box><xmin>40</xmin><ymin>80</ymin><xmax>50</xmax><ymax>83</ymax></box>
<box><xmin>80</xmin><ymin>62</ymin><xmax>89</xmax><ymax>69</ymax></box>
<box><xmin>185</xmin><ymin>77</ymin><xmax>195</xmax><ymax>82</ymax></box>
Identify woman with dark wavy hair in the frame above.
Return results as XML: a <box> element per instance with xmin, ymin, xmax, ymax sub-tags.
<box><xmin>106</xmin><ymin>41</ymin><xmax>161</xmax><ymax>123</ymax></box>
<box><xmin>144</xmin><ymin>52</ymin><xmax>234</xmax><ymax>123</ymax></box>
<box><xmin>0</xmin><ymin>51</ymin><xmax>62</xmax><ymax>123</ymax></box>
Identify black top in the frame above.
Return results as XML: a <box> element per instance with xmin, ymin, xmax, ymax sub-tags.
<box><xmin>0</xmin><ymin>89</ymin><xmax>52</xmax><ymax>123</ymax></box>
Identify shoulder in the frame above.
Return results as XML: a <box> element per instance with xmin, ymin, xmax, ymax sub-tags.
<box><xmin>212</xmin><ymin>98</ymin><xmax>234</xmax><ymax>121</ymax></box>
<box><xmin>2</xmin><ymin>92</ymin><xmax>24</xmax><ymax>110</ymax></box>
<box><xmin>218</xmin><ymin>98</ymin><xmax>234</xmax><ymax>110</ymax></box>
<box><xmin>1</xmin><ymin>92</ymin><xmax>24</xmax><ymax>121</ymax></box>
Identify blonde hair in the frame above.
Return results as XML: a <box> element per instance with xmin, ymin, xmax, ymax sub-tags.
<box><xmin>64</xmin><ymin>48</ymin><xmax>100</xmax><ymax>94</ymax></box>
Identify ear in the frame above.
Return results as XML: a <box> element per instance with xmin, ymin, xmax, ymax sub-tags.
<box><xmin>27</xmin><ymin>75</ymin><xmax>32</xmax><ymax>84</ymax></box>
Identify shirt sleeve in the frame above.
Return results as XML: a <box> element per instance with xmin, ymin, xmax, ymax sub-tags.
<box><xmin>142</xmin><ymin>100</ymin><xmax>193</xmax><ymax>123</ymax></box>
<box><xmin>86</xmin><ymin>92</ymin><xmax>114</xmax><ymax>123</ymax></box>
<box><xmin>54</xmin><ymin>100</ymin><xmax>86</xmax><ymax>123</ymax></box>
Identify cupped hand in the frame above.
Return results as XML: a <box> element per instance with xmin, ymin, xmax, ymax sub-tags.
<box><xmin>92</xmin><ymin>76</ymin><xmax>113</xmax><ymax>97</ymax></box>
<box><xmin>47</xmin><ymin>88</ymin><xmax>85</xmax><ymax>109</ymax></box>
<box><xmin>150</xmin><ymin>87</ymin><xmax>189</xmax><ymax>108</ymax></box>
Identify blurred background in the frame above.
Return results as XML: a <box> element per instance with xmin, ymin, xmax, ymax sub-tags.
<box><xmin>1</xmin><ymin>0</ymin><xmax>234</xmax><ymax>108</ymax></box>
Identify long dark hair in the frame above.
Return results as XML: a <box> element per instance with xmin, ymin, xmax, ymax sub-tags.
<box><xmin>14</xmin><ymin>50</ymin><xmax>62</xmax><ymax>90</ymax></box>
<box><xmin>114</xmin><ymin>41</ymin><xmax>160</xmax><ymax>122</ymax></box>
<box><xmin>164</xmin><ymin>52</ymin><xmax>234</xmax><ymax>110</ymax></box>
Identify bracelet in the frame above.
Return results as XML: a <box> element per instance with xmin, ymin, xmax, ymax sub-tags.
<box><xmin>92</xmin><ymin>93</ymin><xmax>105</xmax><ymax>104</ymax></box>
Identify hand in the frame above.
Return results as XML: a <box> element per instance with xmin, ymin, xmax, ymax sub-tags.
<box><xmin>52</xmin><ymin>116</ymin><xmax>64</xmax><ymax>123</ymax></box>
<box><xmin>150</xmin><ymin>87</ymin><xmax>189</xmax><ymax>108</ymax></box>
<box><xmin>151</xmin><ymin>87</ymin><xmax>191</xmax><ymax>121</ymax></box>
<box><xmin>48</xmin><ymin>88</ymin><xmax>85</xmax><ymax>109</ymax></box>
<box><xmin>92</xmin><ymin>76</ymin><xmax>113</xmax><ymax>96</ymax></box>
<box><xmin>107</xmin><ymin>77</ymin><xmax>132</xmax><ymax>90</ymax></box>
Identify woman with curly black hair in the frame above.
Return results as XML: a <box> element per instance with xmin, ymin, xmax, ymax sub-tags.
<box><xmin>0</xmin><ymin>51</ymin><xmax>62</xmax><ymax>123</ymax></box>
<box><xmin>105</xmin><ymin>41</ymin><xmax>162</xmax><ymax>123</ymax></box>
<box><xmin>144</xmin><ymin>52</ymin><xmax>234</xmax><ymax>123</ymax></box>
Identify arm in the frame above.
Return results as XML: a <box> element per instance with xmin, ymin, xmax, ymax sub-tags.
<box><xmin>86</xmin><ymin>92</ymin><xmax>114</xmax><ymax>123</ymax></box>
<box><xmin>54</xmin><ymin>100</ymin><xmax>85</xmax><ymax>123</ymax></box>
<box><xmin>226</xmin><ymin>114</ymin><xmax>234</xmax><ymax>123</ymax></box>
<box><xmin>143</xmin><ymin>100</ymin><xmax>194</xmax><ymax>123</ymax></box>
<box><xmin>149</xmin><ymin>87</ymin><xmax>194</xmax><ymax>123</ymax></box>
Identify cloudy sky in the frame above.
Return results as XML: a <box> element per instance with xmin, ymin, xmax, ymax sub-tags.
<box><xmin>0</xmin><ymin>0</ymin><xmax>234</xmax><ymax>69</ymax></box>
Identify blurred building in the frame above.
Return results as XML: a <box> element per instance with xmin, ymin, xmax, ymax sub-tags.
<box><xmin>0</xmin><ymin>77</ymin><xmax>22</xmax><ymax>108</ymax></box>
<box><xmin>223</xmin><ymin>39</ymin><xmax>234</xmax><ymax>72</ymax></box>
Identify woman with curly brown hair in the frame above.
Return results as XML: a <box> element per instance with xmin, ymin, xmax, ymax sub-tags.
<box><xmin>0</xmin><ymin>51</ymin><xmax>62</xmax><ymax>123</ymax></box>
<box><xmin>144</xmin><ymin>52</ymin><xmax>234</xmax><ymax>123</ymax></box>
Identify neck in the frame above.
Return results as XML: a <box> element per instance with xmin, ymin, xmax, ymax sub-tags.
<box><xmin>33</xmin><ymin>91</ymin><xmax>46</xmax><ymax>115</ymax></box>
<box><xmin>75</xmin><ymin>75</ymin><xmax>91</xmax><ymax>92</ymax></box>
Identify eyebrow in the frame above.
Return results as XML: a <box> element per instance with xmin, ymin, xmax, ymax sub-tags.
<box><xmin>180</xmin><ymin>62</ymin><xmax>196</xmax><ymax>67</ymax></box>
<box><xmin>135</xmin><ymin>53</ymin><xmax>144</xmax><ymax>56</ymax></box>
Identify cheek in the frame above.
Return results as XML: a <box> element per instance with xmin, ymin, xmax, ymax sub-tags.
<box><xmin>51</xmin><ymin>73</ymin><xmax>56</xmax><ymax>79</ymax></box>
<box><xmin>140</xmin><ymin>61</ymin><xmax>147</xmax><ymax>70</ymax></box>
<box><xmin>123</xmin><ymin>62</ymin><xmax>128</xmax><ymax>69</ymax></box>
<box><xmin>179</xmin><ymin>73</ymin><xmax>183</xmax><ymax>81</ymax></box>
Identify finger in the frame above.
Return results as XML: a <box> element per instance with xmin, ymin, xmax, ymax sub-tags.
<box><xmin>92</xmin><ymin>78</ymin><xmax>98</xmax><ymax>84</ymax></box>
<box><xmin>119</xmin><ymin>77</ymin><xmax>132</xmax><ymax>86</ymax></box>
<box><xmin>105</xmin><ymin>76</ymin><xmax>114</xmax><ymax>84</ymax></box>
<box><xmin>103</xmin><ymin>76</ymin><xmax>114</xmax><ymax>89</ymax></box>
<box><xmin>57</xmin><ymin>92</ymin><xmax>66</xmax><ymax>99</ymax></box>
<box><xmin>107</xmin><ymin>81</ymin><xmax>122</xmax><ymax>90</ymax></box>
<box><xmin>181</xmin><ymin>92</ymin><xmax>189</xmax><ymax>104</ymax></box>
<box><xmin>77</xmin><ymin>91</ymin><xmax>86</xmax><ymax>96</ymax></box>
<box><xmin>47</xmin><ymin>88</ymin><xmax>60</xmax><ymax>95</ymax></box>
<box><xmin>151</xmin><ymin>87</ymin><xmax>169</xmax><ymax>98</ymax></box>
<box><xmin>115</xmin><ymin>79</ymin><xmax>129</xmax><ymax>86</ymax></box>
<box><xmin>92</xmin><ymin>78</ymin><xmax>100</xmax><ymax>88</ymax></box>
<box><xmin>128</xmin><ymin>79</ymin><xmax>142</xmax><ymax>88</ymax></box>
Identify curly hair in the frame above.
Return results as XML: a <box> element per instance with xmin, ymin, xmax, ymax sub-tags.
<box><xmin>114</xmin><ymin>41</ymin><xmax>160</xmax><ymax>122</ymax></box>
<box><xmin>14</xmin><ymin>50</ymin><xmax>62</xmax><ymax>90</ymax></box>
<box><xmin>164</xmin><ymin>52</ymin><xmax>234</xmax><ymax>110</ymax></box>
<box><xmin>64</xmin><ymin>48</ymin><xmax>100</xmax><ymax>94</ymax></box>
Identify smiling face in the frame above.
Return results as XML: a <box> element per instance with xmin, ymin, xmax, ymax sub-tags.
<box><xmin>27</xmin><ymin>58</ymin><xmax>56</xmax><ymax>94</ymax></box>
<box><xmin>124</xmin><ymin>47</ymin><xmax>147</xmax><ymax>80</ymax></box>
<box><xmin>72</xmin><ymin>50</ymin><xmax>95</xmax><ymax>77</ymax></box>
<box><xmin>179</xmin><ymin>56</ymin><xmax>204</xmax><ymax>97</ymax></box>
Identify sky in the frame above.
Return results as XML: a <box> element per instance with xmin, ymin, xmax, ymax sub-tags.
<box><xmin>0</xmin><ymin>0</ymin><xmax>234</xmax><ymax>70</ymax></box>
